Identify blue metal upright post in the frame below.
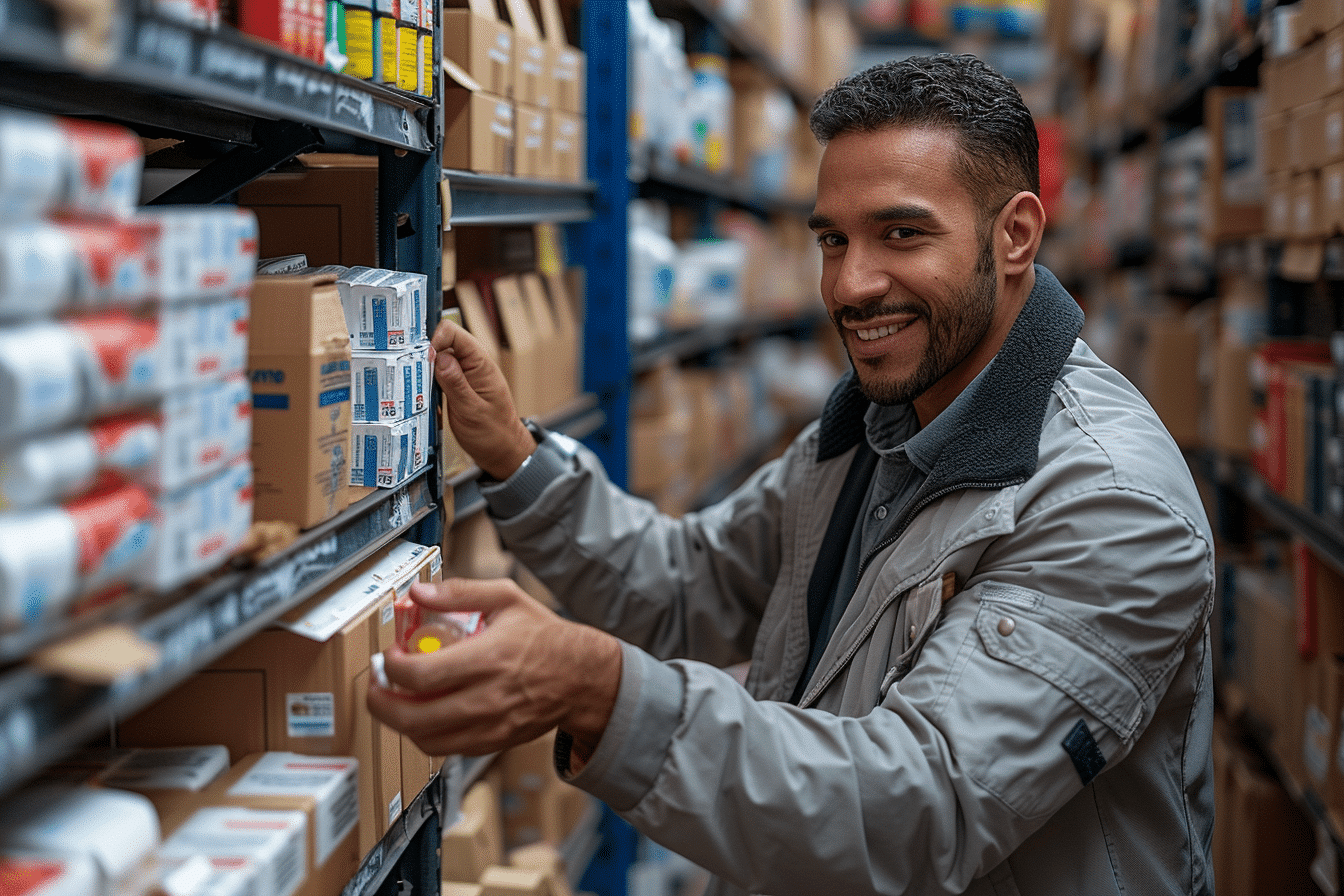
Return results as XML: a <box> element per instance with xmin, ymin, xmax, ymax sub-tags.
<box><xmin>574</xmin><ymin>1</ymin><xmax>632</xmax><ymax>486</ymax></box>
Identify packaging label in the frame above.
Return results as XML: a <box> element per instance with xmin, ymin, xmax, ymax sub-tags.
<box><xmin>386</xmin><ymin>790</ymin><xmax>402</xmax><ymax>825</ymax></box>
<box><xmin>346</xmin><ymin>8</ymin><xmax>374</xmax><ymax>79</ymax></box>
<box><xmin>276</xmin><ymin>539</ymin><xmax>426</xmax><ymax>641</ymax></box>
<box><xmin>227</xmin><ymin>755</ymin><xmax>358</xmax><ymax>863</ymax></box>
<box><xmin>0</xmin><ymin>858</ymin><xmax>65</xmax><ymax>894</ymax></box>
<box><xmin>286</xmin><ymin>692</ymin><xmax>336</xmax><ymax>738</ymax></box>
<box><xmin>163</xmin><ymin>808</ymin><xmax>306</xmax><ymax>896</ymax></box>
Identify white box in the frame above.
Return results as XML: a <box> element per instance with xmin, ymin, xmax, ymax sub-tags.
<box><xmin>160</xmin><ymin>297</ymin><xmax>250</xmax><ymax>391</ymax></box>
<box><xmin>136</xmin><ymin>206</ymin><xmax>260</xmax><ymax>303</ymax></box>
<box><xmin>141</xmin><ymin>457</ymin><xmax>253</xmax><ymax>592</ymax></box>
<box><xmin>335</xmin><ymin>267</ymin><xmax>426</xmax><ymax>351</ymax></box>
<box><xmin>350</xmin><ymin>343</ymin><xmax>430</xmax><ymax>423</ymax></box>
<box><xmin>350</xmin><ymin>411</ymin><xmax>428</xmax><ymax>488</ymax></box>
<box><xmin>225</xmin><ymin>753</ymin><xmax>359</xmax><ymax>865</ymax></box>
<box><xmin>96</xmin><ymin>745</ymin><xmax>231</xmax><ymax>792</ymax></box>
<box><xmin>157</xmin><ymin>807</ymin><xmax>307</xmax><ymax>896</ymax></box>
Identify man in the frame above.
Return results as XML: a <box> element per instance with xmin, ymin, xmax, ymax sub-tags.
<box><xmin>369</xmin><ymin>54</ymin><xmax>1215</xmax><ymax>895</ymax></box>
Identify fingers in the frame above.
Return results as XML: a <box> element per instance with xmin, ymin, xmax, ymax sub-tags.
<box><xmin>407</xmin><ymin>577</ymin><xmax>528</xmax><ymax>617</ymax></box>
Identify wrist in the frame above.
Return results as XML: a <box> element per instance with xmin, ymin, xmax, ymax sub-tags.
<box><xmin>481</xmin><ymin>420</ymin><xmax>541</xmax><ymax>481</ymax></box>
<box><xmin>560</xmin><ymin>629</ymin><xmax>622</xmax><ymax>761</ymax></box>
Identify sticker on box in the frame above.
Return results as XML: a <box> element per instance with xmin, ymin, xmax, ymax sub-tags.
<box><xmin>286</xmin><ymin>692</ymin><xmax>337</xmax><ymax>738</ymax></box>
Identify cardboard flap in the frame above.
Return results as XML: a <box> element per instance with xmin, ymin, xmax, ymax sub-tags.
<box><xmin>518</xmin><ymin>273</ymin><xmax>557</xmax><ymax>339</ymax></box>
<box><xmin>544</xmin><ymin>272</ymin><xmax>578</xmax><ymax>338</ymax></box>
<box><xmin>492</xmin><ymin>275</ymin><xmax>538</xmax><ymax>350</ymax></box>
<box><xmin>251</xmin><ymin>273</ymin><xmax>345</xmax><ymax>354</ymax></box>
<box><xmin>502</xmin><ymin>0</ymin><xmax>540</xmax><ymax>38</ymax></box>
<box><xmin>532</xmin><ymin>0</ymin><xmax>567</xmax><ymax>46</ymax></box>
<box><xmin>1282</xmin><ymin>239</ymin><xmax>1325</xmax><ymax>282</ymax></box>
<box><xmin>453</xmin><ymin>280</ymin><xmax>503</xmax><ymax>362</ymax></box>
<box><xmin>442</xmin><ymin>56</ymin><xmax>484</xmax><ymax>92</ymax></box>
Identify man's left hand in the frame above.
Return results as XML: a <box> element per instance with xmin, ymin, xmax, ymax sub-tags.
<box><xmin>366</xmin><ymin>577</ymin><xmax>623</xmax><ymax>759</ymax></box>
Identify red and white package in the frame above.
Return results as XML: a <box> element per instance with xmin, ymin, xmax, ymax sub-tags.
<box><xmin>393</xmin><ymin>590</ymin><xmax>482</xmax><ymax>654</ymax></box>
<box><xmin>140</xmin><ymin>456</ymin><xmax>253</xmax><ymax>592</ymax></box>
<box><xmin>0</xmin><ymin>217</ymin><xmax>158</xmax><ymax>320</ymax></box>
<box><xmin>66</xmin><ymin>310</ymin><xmax>164</xmax><ymax>411</ymax></box>
<box><xmin>56</xmin><ymin>118</ymin><xmax>143</xmax><ymax>219</ymax></box>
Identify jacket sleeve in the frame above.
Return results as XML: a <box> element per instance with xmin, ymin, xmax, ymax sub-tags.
<box><xmin>481</xmin><ymin>430</ymin><xmax>793</xmax><ymax>668</ymax></box>
<box><xmin>558</xmin><ymin>480</ymin><xmax>1215</xmax><ymax>896</ymax></box>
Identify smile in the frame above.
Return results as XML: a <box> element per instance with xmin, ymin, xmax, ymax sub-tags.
<box><xmin>854</xmin><ymin>320</ymin><xmax>913</xmax><ymax>341</ymax></box>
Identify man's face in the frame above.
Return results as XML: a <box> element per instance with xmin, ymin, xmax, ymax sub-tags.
<box><xmin>809</xmin><ymin>126</ymin><xmax>1008</xmax><ymax>419</ymax></box>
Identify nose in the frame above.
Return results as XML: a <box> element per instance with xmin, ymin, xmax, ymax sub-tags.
<box><xmin>828</xmin><ymin>243</ymin><xmax>889</xmax><ymax>309</ymax></box>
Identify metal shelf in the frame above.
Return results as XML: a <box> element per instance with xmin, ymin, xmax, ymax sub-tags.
<box><xmin>0</xmin><ymin>470</ymin><xmax>435</xmax><ymax>795</ymax></box>
<box><xmin>633</xmin><ymin>147</ymin><xmax>814</xmax><ymax>218</ymax></box>
<box><xmin>343</xmin><ymin>768</ymin><xmax>444</xmax><ymax>896</ymax></box>
<box><xmin>0</xmin><ymin>0</ymin><xmax>434</xmax><ymax>151</ymax></box>
<box><xmin>1215</xmin><ymin>454</ymin><xmax>1344</xmax><ymax>580</ymax></box>
<box><xmin>631</xmin><ymin>309</ymin><xmax>829</xmax><ymax>373</ymax></box>
<box><xmin>444</xmin><ymin>170</ymin><xmax>596</xmax><ymax>226</ymax></box>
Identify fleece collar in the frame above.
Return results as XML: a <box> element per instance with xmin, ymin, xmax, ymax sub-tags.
<box><xmin>816</xmin><ymin>265</ymin><xmax>1084</xmax><ymax>492</ymax></box>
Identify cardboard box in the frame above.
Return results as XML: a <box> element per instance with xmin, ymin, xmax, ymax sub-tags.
<box><xmin>479</xmin><ymin>865</ymin><xmax>554</xmax><ymax>896</ymax></box>
<box><xmin>1138</xmin><ymin>316</ymin><xmax>1202</xmax><ymax>448</ymax></box>
<box><xmin>516</xmin><ymin>272</ymin><xmax>565</xmax><ymax>411</ymax></box>
<box><xmin>1289</xmin><ymin>98</ymin><xmax>1327</xmax><ymax>172</ymax></box>
<box><xmin>209</xmin><ymin>752</ymin><xmax>360</xmax><ymax>896</ymax></box>
<box><xmin>248</xmin><ymin>271</ymin><xmax>353</xmax><ymax>530</ymax></box>
<box><xmin>350</xmin><ymin>410</ymin><xmax>430</xmax><ymax>488</ymax></box>
<box><xmin>542</xmin><ymin>271</ymin><xmax>580</xmax><ymax>404</ymax></box>
<box><xmin>1323</xmin><ymin>161</ymin><xmax>1344</xmax><ymax>233</ymax></box>
<box><xmin>239</xmin><ymin>155</ymin><xmax>378</xmax><ymax>268</ymax></box>
<box><xmin>443</xmin><ymin>60</ymin><xmax>515</xmax><ymax>175</ymax></box>
<box><xmin>442</xmin><ymin>778</ymin><xmax>504</xmax><ymax>883</ymax></box>
<box><xmin>336</xmin><ymin>266</ymin><xmax>428</xmax><ymax>351</ymax></box>
<box><xmin>1209</xmin><ymin>340</ymin><xmax>1255</xmax><ymax>457</ymax></box>
<box><xmin>352</xmin><ymin>666</ymin><xmax>404</xmax><ymax>854</ymax></box>
<box><xmin>1267</xmin><ymin>169</ymin><xmax>1293</xmax><ymax>238</ymax></box>
<box><xmin>1225</xmin><ymin>751</ymin><xmax>1317</xmax><ymax>896</ymax></box>
<box><xmin>443</xmin><ymin>0</ymin><xmax>513</xmax><ymax>98</ymax></box>
<box><xmin>1264</xmin><ymin>112</ymin><xmax>1289</xmax><ymax>175</ymax></box>
<box><xmin>489</xmin><ymin>275</ymin><xmax>544</xmax><ymax>418</ymax></box>
<box><xmin>515</xmin><ymin>103</ymin><xmax>550</xmax><ymax>180</ymax></box>
<box><xmin>118</xmin><ymin>670</ymin><xmax>269</xmax><ymax>763</ymax></box>
<box><xmin>502</xmin><ymin>0</ymin><xmax>549</xmax><ymax>109</ymax></box>
<box><xmin>551</xmin><ymin>111</ymin><xmax>583</xmax><ymax>182</ymax></box>
<box><xmin>533</xmin><ymin>0</ymin><xmax>584</xmax><ymax>114</ymax></box>
<box><xmin>351</xmin><ymin>344</ymin><xmax>430</xmax><ymax>423</ymax></box>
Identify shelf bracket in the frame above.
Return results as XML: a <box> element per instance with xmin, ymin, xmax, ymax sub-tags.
<box><xmin>147</xmin><ymin>119</ymin><xmax>324</xmax><ymax>206</ymax></box>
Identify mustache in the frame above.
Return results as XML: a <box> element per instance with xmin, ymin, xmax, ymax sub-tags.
<box><xmin>833</xmin><ymin>303</ymin><xmax>925</xmax><ymax>327</ymax></box>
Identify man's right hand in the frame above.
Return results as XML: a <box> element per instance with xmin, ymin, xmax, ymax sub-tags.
<box><xmin>431</xmin><ymin>317</ymin><xmax>537</xmax><ymax>481</ymax></box>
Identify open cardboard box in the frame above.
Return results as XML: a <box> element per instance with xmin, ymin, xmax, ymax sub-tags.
<box><xmin>443</xmin><ymin>0</ymin><xmax>513</xmax><ymax>98</ymax></box>
<box><xmin>443</xmin><ymin>57</ymin><xmax>515</xmax><ymax>175</ymax></box>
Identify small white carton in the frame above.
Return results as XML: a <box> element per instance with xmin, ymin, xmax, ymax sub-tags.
<box><xmin>137</xmin><ymin>206</ymin><xmax>260</xmax><ymax>303</ymax></box>
<box><xmin>350</xmin><ymin>410</ymin><xmax>428</xmax><ymax>488</ymax></box>
<box><xmin>335</xmin><ymin>266</ymin><xmax>426</xmax><ymax>351</ymax></box>
<box><xmin>157</xmin><ymin>806</ymin><xmax>307</xmax><ymax>896</ymax></box>
<box><xmin>225</xmin><ymin>753</ymin><xmax>359</xmax><ymax>866</ymax></box>
<box><xmin>141</xmin><ymin>456</ymin><xmax>253</xmax><ymax>592</ymax></box>
<box><xmin>350</xmin><ymin>342</ymin><xmax>430</xmax><ymax>423</ymax></box>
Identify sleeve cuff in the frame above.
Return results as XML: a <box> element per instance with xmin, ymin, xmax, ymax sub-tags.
<box><xmin>554</xmin><ymin>642</ymin><xmax>686</xmax><ymax>812</ymax></box>
<box><xmin>481</xmin><ymin>432</ymin><xmax>574</xmax><ymax>519</ymax></box>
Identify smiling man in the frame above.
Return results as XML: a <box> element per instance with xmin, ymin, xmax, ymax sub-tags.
<box><xmin>369</xmin><ymin>54</ymin><xmax>1216</xmax><ymax>896</ymax></box>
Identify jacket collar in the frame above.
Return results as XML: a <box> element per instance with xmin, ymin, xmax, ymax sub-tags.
<box><xmin>816</xmin><ymin>264</ymin><xmax>1084</xmax><ymax>491</ymax></box>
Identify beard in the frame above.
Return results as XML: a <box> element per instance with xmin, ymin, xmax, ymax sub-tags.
<box><xmin>836</xmin><ymin>234</ymin><xmax>998</xmax><ymax>407</ymax></box>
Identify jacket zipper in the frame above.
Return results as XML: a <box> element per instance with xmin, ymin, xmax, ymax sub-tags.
<box><xmin>801</xmin><ymin>475</ymin><xmax>1024</xmax><ymax>708</ymax></box>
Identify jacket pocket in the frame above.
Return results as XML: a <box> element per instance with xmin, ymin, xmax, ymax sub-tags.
<box><xmin>935</xmin><ymin>586</ymin><xmax>1147</xmax><ymax>819</ymax></box>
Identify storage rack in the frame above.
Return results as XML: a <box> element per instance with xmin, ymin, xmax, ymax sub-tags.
<box><xmin>574</xmin><ymin>0</ymin><xmax>825</xmax><ymax>490</ymax></box>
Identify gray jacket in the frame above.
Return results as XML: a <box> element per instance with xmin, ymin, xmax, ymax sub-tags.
<box><xmin>485</xmin><ymin>266</ymin><xmax>1216</xmax><ymax>896</ymax></box>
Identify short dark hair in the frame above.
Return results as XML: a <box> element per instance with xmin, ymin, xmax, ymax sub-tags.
<box><xmin>810</xmin><ymin>54</ymin><xmax>1040</xmax><ymax>218</ymax></box>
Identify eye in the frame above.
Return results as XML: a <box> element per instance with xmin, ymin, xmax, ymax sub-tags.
<box><xmin>886</xmin><ymin>225</ymin><xmax>922</xmax><ymax>241</ymax></box>
<box><xmin>815</xmin><ymin>232</ymin><xmax>846</xmax><ymax>250</ymax></box>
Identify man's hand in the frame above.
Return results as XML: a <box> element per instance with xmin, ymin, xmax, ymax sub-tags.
<box><xmin>366</xmin><ymin>577</ymin><xmax>623</xmax><ymax>760</ymax></box>
<box><xmin>430</xmin><ymin>317</ymin><xmax>537</xmax><ymax>481</ymax></box>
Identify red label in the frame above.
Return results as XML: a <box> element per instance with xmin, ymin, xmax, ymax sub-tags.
<box><xmin>65</xmin><ymin>482</ymin><xmax>154</xmax><ymax>576</ymax></box>
<box><xmin>89</xmin><ymin>413</ymin><xmax>155</xmax><ymax>459</ymax></box>
<box><xmin>0</xmin><ymin>858</ymin><xmax>64</xmax><ymax>894</ymax></box>
<box><xmin>66</xmin><ymin>313</ymin><xmax>158</xmax><ymax>384</ymax></box>
<box><xmin>57</xmin><ymin>119</ymin><xmax>141</xmax><ymax>194</ymax></box>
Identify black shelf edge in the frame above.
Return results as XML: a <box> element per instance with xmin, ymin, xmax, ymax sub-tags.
<box><xmin>631</xmin><ymin>310</ymin><xmax>830</xmax><ymax>373</ymax></box>
<box><xmin>0</xmin><ymin>470</ymin><xmax>435</xmax><ymax>796</ymax></box>
<box><xmin>444</xmin><ymin>170</ymin><xmax>596</xmax><ymax>226</ymax></box>
<box><xmin>0</xmin><ymin>0</ymin><xmax>433</xmax><ymax>151</ymax></box>
<box><xmin>448</xmin><ymin>394</ymin><xmax>606</xmax><ymax>522</ymax></box>
<box><xmin>343</xmin><ymin>769</ymin><xmax>444</xmax><ymax>896</ymax></box>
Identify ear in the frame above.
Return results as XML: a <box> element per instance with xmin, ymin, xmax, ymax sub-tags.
<box><xmin>995</xmin><ymin>191</ymin><xmax>1046</xmax><ymax>277</ymax></box>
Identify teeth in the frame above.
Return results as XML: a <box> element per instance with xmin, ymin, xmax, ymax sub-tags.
<box><xmin>856</xmin><ymin>323</ymin><xmax>899</xmax><ymax>341</ymax></box>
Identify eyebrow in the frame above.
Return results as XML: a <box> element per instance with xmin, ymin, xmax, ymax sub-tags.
<box><xmin>807</xmin><ymin>204</ymin><xmax>936</xmax><ymax>231</ymax></box>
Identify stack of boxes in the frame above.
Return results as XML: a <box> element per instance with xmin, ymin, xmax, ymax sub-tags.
<box><xmin>118</xmin><ymin>538</ymin><xmax>445</xmax><ymax>861</ymax></box>
<box><xmin>441</xmin><ymin>0</ymin><xmax>585</xmax><ymax>180</ymax></box>
<box><xmin>0</xmin><ymin>109</ymin><xmax>258</xmax><ymax>631</ymax></box>
<box><xmin>333</xmin><ymin>266</ymin><xmax>432</xmax><ymax>492</ymax></box>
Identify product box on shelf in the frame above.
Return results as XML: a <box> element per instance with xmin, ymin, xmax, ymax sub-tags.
<box><xmin>0</xmin><ymin>850</ymin><xmax>100</xmax><ymax>896</ymax></box>
<box><xmin>535</xmin><ymin>0</ymin><xmax>583</xmax><ymax>115</ymax></box>
<box><xmin>238</xmin><ymin>0</ymin><xmax>325</xmax><ymax>64</ymax></box>
<box><xmin>350</xmin><ymin>410</ymin><xmax>429</xmax><ymax>488</ymax></box>
<box><xmin>487</xmin><ymin>275</ymin><xmax>544</xmax><ymax>418</ymax></box>
<box><xmin>248</xmin><ymin>271</ymin><xmax>352</xmax><ymax>530</ymax></box>
<box><xmin>501</xmin><ymin>0</ymin><xmax>549</xmax><ymax>109</ymax></box>
<box><xmin>351</xmin><ymin>343</ymin><xmax>430</xmax><ymax>423</ymax></box>
<box><xmin>0</xmin><ymin>111</ymin><xmax>142</xmax><ymax>220</ymax></box>
<box><xmin>341</xmin><ymin>0</ymin><xmax>377</xmax><ymax>80</ymax></box>
<box><xmin>442</xmin><ymin>59</ymin><xmax>516</xmax><ymax>175</ymax></box>
<box><xmin>138</xmin><ymin>206</ymin><xmax>260</xmax><ymax>304</ymax></box>
<box><xmin>551</xmin><ymin>111</ymin><xmax>583</xmax><ymax>182</ymax></box>
<box><xmin>442</xmin><ymin>778</ymin><xmax>504</xmax><ymax>883</ymax></box>
<box><xmin>238</xmin><ymin>154</ymin><xmax>379</xmax><ymax>269</ymax></box>
<box><xmin>515</xmin><ymin>102</ymin><xmax>550</xmax><ymax>180</ymax></box>
<box><xmin>157</xmin><ymin>806</ymin><xmax>308</xmax><ymax>896</ymax></box>
<box><xmin>141</xmin><ymin>455</ymin><xmax>253</xmax><ymax>593</ymax></box>
<box><xmin>209</xmin><ymin>751</ymin><xmax>360</xmax><ymax>892</ymax></box>
<box><xmin>1204</xmin><ymin>88</ymin><xmax>1264</xmax><ymax>242</ymax></box>
<box><xmin>1252</xmin><ymin>341</ymin><xmax>1334</xmax><ymax>496</ymax></box>
<box><xmin>516</xmin><ymin>273</ymin><xmax>566</xmax><ymax>411</ymax></box>
<box><xmin>442</xmin><ymin>0</ymin><xmax>513</xmax><ymax>98</ymax></box>
<box><xmin>336</xmin><ymin>266</ymin><xmax>427</xmax><ymax>351</ymax></box>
